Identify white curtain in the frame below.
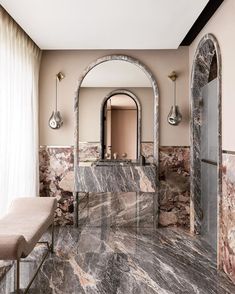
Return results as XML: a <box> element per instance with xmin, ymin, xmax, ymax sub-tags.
<box><xmin>0</xmin><ymin>7</ymin><xmax>41</xmax><ymax>217</ymax></box>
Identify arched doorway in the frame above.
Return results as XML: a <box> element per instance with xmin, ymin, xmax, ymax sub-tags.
<box><xmin>190</xmin><ymin>34</ymin><xmax>222</xmax><ymax>261</ymax></box>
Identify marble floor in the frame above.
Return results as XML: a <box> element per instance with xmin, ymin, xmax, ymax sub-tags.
<box><xmin>1</xmin><ymin>225</ymin><xmax>235</xmax><ymax>294</ymax></box>
<box><xmin>0</xmin><ymin>193</ymin><xmax>235</xmax><ymax>293</ymax></box>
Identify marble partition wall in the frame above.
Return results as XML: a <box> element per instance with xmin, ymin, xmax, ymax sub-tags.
<box><xmin>76</xmin><ymin>165</ymin><xmax>157</xmax><ymax>193</ymax></box>
<box><xmin>39</xmin><ymin>146</ymin><xmax>74</xmax><ymax>225</ymax></box>
<box><xmin>220</xmin><ymin>152</ymin><xmax>235</xmax><ymax>284</ymax></box>
<box><xmin>39</xmin><ymin>145</ymin><xmax>190</xmax><ymax>227</ymax></box>
<box><xmin>159</xmin><ymin>147</ymin><xmax>190</xmax><ymax>228</ymax></box>
<box><xmin>190</xmin><ymin>34</ymin><xmax>222</xmax><ymax>234</ymax></box>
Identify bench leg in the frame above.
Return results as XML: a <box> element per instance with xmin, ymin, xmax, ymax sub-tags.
<box><xmin>15</xmin><ymin>221</ymin><xmax>55</xmax><ymax>293</ymax></box>
<box><xmin>15</xmin><ymin>259</ymin><xmax>20</xmax><ymax>294</ymax></box>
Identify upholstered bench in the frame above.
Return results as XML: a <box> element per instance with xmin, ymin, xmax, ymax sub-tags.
<box><xmin>0</xmin><ymin>197</ymin><xmax>57</xmax><ymax>293</ymax></box>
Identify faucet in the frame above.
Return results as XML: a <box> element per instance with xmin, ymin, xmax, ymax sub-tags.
<box><xmin>113</xmin><ymin>152</ymin><xmax>118</xmax><ymax>160</ymax></box>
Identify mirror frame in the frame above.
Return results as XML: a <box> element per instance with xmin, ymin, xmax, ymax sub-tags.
<box><xmin>74</xmin><ymin>54</ymin><xmax>159</xmax><ymax>172</ymax></box>
<box><xmin>100</xmin><ymin>89</ymin><xmax>141</xmax><ymax>160</ymax></box>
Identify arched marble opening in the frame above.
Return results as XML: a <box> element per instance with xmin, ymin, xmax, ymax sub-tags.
<box><xmin>73</xmin><ymin>55</ymin><xmax>159</xmax><ymax>227</ymax></box>
<box><xmin>190</xmin><ymin>34</ymin><xmax>222</xmax><ymax>238</ymax></box>
<box><xmin>100</xmin><ymin>89</ymin><xmax>141</xmax><ymax>160</ymax></box>
<box><xmin>74</xmin><ymin>54</ymin><xmax>159</xmax><ymax>170</ymax></box>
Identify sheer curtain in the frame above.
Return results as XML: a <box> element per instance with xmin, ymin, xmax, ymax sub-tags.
<box><xmin>0</xmin><ymin>7</ymin><xmax>41</xmax><ymax>217</ymax></box>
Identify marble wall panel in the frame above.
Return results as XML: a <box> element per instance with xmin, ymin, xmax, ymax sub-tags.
<box><xmin>39</xmin><ymin>145</ymin><xmax>190</xmax><ymax>228</ymax></box>
<box><xmin>76</xmin><ymin>165</ymin><xmax>157</xmax><ymax>193</ymax></box>
<box><xmin>220</xmin><ymin>152</ymin><xmax>235</xmax><ymax>284</ymax></box>
<box><xmin>190</xmin><ymin>34</ymin><xmax>222</xmax><ymax>234</ymax></box>
<box><xmin>39</xmin><ymin>146</ymin><xmax>74</xmax><ymax>225</ymax></box>
<box><xmin>159</xmin><ymin>147</ymin><xmax>190</xmax><ymax>228</ymax></box>
<box><xmin>77</xmin><ymin>192</ymin><xmax>158</xmax><ymax>228</ymax></box>
<box><xmin>78</xmin><ymin>142</ymin><xmax>100</xmax><ymax>161</ymax></box>
<box><xmin>79</xmin><ymin>142</ymin><xmax>153</xmax><ymax>162</ymax></box>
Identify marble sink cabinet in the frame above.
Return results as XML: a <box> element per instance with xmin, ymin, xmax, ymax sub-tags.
<box><xmin>91</xmin><ymin>159</ymin><xmax>151</xmax><ymax>167</ymax></box>
<box><xmin>76</xmin><ymin>161</ymin><xmax>157</xmax><ymax>193</ymax></box>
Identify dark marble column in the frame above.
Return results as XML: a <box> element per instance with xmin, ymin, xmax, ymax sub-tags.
<box><xmin>190</xmin><ymin>34</ymin><xmax>222</xmax><ymax>234</ymax></box>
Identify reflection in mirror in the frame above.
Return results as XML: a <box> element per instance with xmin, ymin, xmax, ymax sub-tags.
<box><xmin>103</xmin><ymin>94</ymin><xmax>138</xmax><ymax>160</ymax></box>
<box><xmin>77</xmin><ymin>56</ymin><xmax>157</xmax><ymax>164</ymax></box>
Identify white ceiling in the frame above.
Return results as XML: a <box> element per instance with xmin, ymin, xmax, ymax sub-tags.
<box><xmin>0</xmin><ymin>0</ymin><xmax>209</xmax><ymax>50</ymax></box>
<box><xmin>82</xmin><ymin>61</ymin><xmax>152</xmax><ymax>87</ymax></box>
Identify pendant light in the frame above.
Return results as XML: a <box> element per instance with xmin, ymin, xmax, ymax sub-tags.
<box><xmin>167</xmin><ymin>71</ymin><xmax>182</xmax><ymax>126</ymax></box>
<box><xmin>49</xmin><ymin>72</ymin><xmax>64</xmax><ymax>129</ymax></box>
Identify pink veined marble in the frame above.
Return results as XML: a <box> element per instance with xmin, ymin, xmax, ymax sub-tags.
<box><xmin>220</xmin><ymin>153</ymin><xmax>235</xmax><ymax>284</ymax></box>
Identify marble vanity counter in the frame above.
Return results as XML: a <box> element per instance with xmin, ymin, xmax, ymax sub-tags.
<box><xmin>75</xmin><ymin>164</ymin><xmax>157</xmax><ymax>193</ymax></box>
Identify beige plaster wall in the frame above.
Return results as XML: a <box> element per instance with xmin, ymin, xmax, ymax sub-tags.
<box><xmin>189</xmin><ymin>0</ymin><xmax>235</xmax><ymax>151</ymax></box>
<box><xmin>111</xmin><ymin>109</ymin><xmax>137</xmax><ymax>160</ymax></box>
<box><xmin>39</xmin><ymin>48</ymin><xmax>189</xmax><ymax>146</ymax></box>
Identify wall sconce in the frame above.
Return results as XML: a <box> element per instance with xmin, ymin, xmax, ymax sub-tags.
<box><xmin>167</xmin><ymin>71</ymin><xmax>182</xmax><ymax>126</ymax></box>
<box><xmin>48</xmin><ymin>72</ymin><xmax>65</xmax><ymax>129</ymax></box>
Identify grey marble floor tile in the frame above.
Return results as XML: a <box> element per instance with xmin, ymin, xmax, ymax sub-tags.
<box><xmin>1</xmin><ymin>226</ymin><xmax>235</xmax><ymax>294</ymax></box>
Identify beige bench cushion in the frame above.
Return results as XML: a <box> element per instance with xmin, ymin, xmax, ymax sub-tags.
<box><xmin>0</xmin><ymin>197</ymin><xmax>57</xmax><ymax>260</ymax></box>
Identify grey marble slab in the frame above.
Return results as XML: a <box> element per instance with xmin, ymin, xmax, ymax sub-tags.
<box><xmin>1</xmin><ymin>226</ymin><xmax>235</xmax><ymax>294</ymax></box>
<box><xmin>190</xmin><ymin>33</ymin><xmax>222</xmax><ymax>234</ymax></box>
<box><xmin>75</xmin><ymin>165</ymin><xmax>157</xmax><ymax>193</ymax></box>
<box><xmin>76</xmin><ymin>192</ymin><xmax>158</xmax><ymax>229</ymax></box>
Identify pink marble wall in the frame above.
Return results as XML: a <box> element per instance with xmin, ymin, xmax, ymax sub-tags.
<box><xmin>141</xmin><ymin>142</ymin><xmax>154</xmax><ymax>163</ymax></box>
<box><xmin>78</xmin><ymin>142</ymin><xmax>100</xmax><ymax>161</ymax></box>
<box><xmin>159</xmin><ymin>147</ymin><xmax>190</xmax><ymax>228</ymax></box>
<box><xmin>39</xmin><ymin>146</ymin><xmax>74</xmax><ymax>225</ymax></box>
<box><xmin>220</xmin><ymin>153</ymin><xmax>235</xmax><ymax>283</ymax></box>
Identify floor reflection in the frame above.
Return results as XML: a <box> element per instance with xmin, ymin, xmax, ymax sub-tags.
<box><xmin>1</xmin><ymin>225</ymin><xmax>235</xmax><ymax>293</ymax></box>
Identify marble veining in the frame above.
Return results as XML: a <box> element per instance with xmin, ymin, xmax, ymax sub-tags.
<box><xmin>78</xmin><ymin>142</ymin><xmax>101</xmax><ymax>161</ymax></box>
<box><xmin>220</xmin><ymin>152</ymin><xmax>235</xmax><ymax>284</ymax></box>
<box><xmin>190</xmin><ymin>34</ymin><xmax>222</xmax><ymax>234</ymax></box>
<box><xmin>159</xmin><ymin>147</ymin><xmax>190</xmax><ymax>228</ymax></box>
<box><xmin>1</xmin><ymin>226</ymin><xmax>235</xmax><ymax>293</ymax></box>
<box><xmin>141</xmin><ymin>142</ymin><xmax>154</xmax><ymax>163</ymax></box>
<box><xmin>75</xmin><ymin>165</ymin><xmax>157</xmax><ymax>193</ymax></box>
<box><xmin>39</xmin><ymin>146</ymin><xmax>74</xmax><ymax>225</ymax></box>
<box><xmin>75</xmin><ymin>192</ymin><xmax>158</xmax><ymax>228</ymax></box>
<box><xmin>39</xmin><ymin>146</ymin><xmax>190</xmax><ymax>227</ymax></box>
<box><xmin>0</xmin><ymin>261</ymin><xmax>12</xmax><ymax>283</ymax></box>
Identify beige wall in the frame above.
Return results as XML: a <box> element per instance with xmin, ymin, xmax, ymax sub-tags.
<box><xmin>189</xmin><ymin>0</ymin><xmax>235</xmax><ymax>151</ymax></box>
<box><xmin>39</xmin><ymin>48</ymin><xmax>189</xmax><ymax>146</ymax></box>
<box><xmin>79</xmin><ymin>87</ymin><xmax>153</xmax><ymax>142</ymax></box>
<box><xmin>111</xmin><ymin>109</ymin><xmax>137</xmax><ymax>160</ymax></box>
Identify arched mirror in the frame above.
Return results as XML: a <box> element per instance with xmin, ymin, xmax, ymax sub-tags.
<box><xmin>101</xmin><ymin>89</ymin><xmax>141</xmax><ymax>161</ymax></box>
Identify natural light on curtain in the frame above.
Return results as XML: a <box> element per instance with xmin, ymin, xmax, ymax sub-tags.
<box><xmin>0</xmin><ymin>7</ymin><xmax>41</xmax><ymax>217</ymax></box>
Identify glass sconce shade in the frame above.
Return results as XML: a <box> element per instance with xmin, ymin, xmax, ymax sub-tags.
<box><xmin>49</xmin><ymin>71</ymin><xmax>64</xmax><ymax>130</ymax></box>
<box><xmin>48</xmin><ymin>111</ymin><xmax>63</xmax><ymax>129</ymax></box>
<box><xmin>167</xmin><ymin>105</ymin><xmax>182</xmax><ymax>126</ymax></box>
<box><xmin>167</xmin><ymin>71</ymin><xmax>182</xmax><ymax>126</ymax></box>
